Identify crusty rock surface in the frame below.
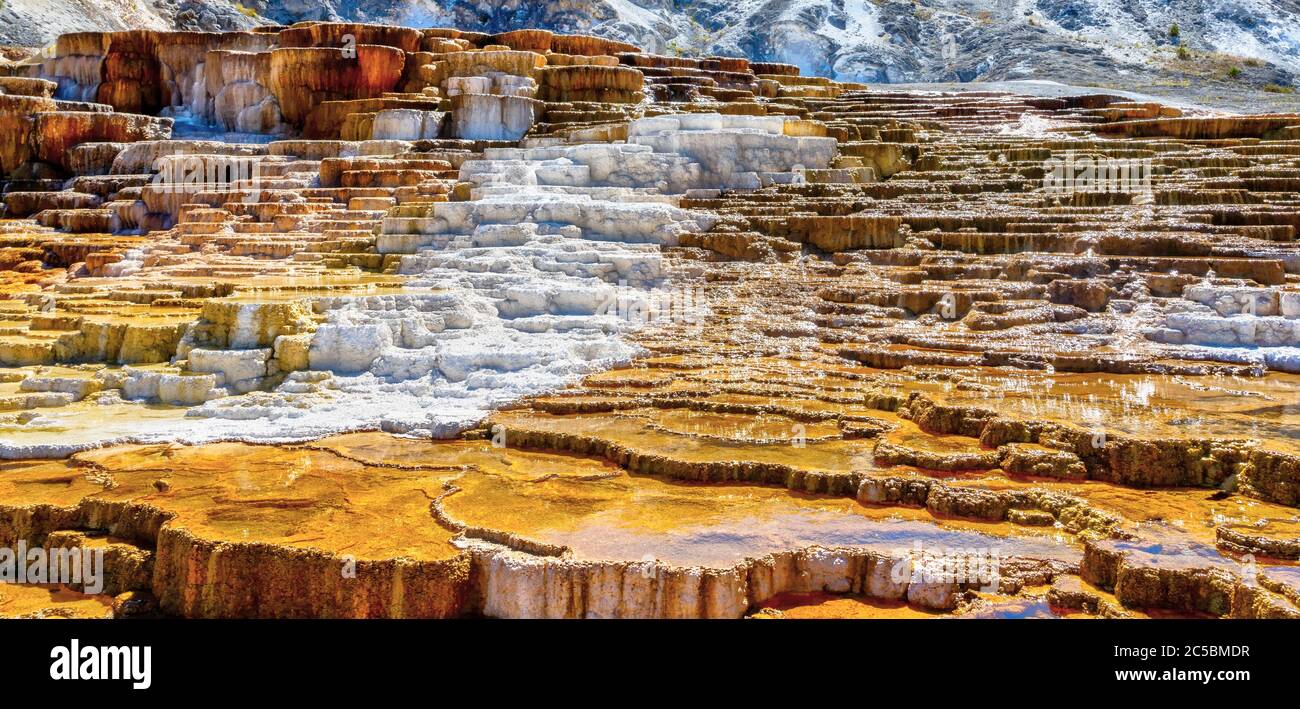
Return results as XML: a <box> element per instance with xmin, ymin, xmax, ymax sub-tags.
<box><xmin>0</xmin><ymin>21</ymin><xmax>1298</xmax><ymax>620</ymax></box>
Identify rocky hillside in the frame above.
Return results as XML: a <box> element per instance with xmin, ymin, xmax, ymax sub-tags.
<box><xmin>2</xmin><ymin>0</ymin><xmax>1298</xmax><ymax>92</ymax></box>
<box><xmin>0</xmin><ymin>0</ymin><xmax>260</xmax><ymax>46</ymax></box>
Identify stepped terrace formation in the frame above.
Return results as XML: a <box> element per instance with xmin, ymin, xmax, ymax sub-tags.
<box><xmin>1</xmin><ymin>23</ymin><xmax>1300</xmax><ymax>619</ymax></box>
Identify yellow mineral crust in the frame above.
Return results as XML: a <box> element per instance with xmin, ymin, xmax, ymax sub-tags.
<box><xmin>0</xmin><ymin>429</ymin><xmax>1295</xmax><ymax>618</ymax></box>
<box><xmin>0</xmin><ymin>583</ymin><xmax>114</xmax><ymax>619</ymax></box>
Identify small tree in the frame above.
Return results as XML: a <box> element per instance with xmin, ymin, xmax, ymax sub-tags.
<box><xmin>1169</xmin><ymin>24</ymin><xmax>1180</xmax><ymax>40</ymax></box>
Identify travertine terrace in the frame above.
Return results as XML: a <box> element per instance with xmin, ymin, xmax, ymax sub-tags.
<box><xmin>1</xmin><ymin>23</ymin><xmax>1299</xmax><ymax>619</ymax></box>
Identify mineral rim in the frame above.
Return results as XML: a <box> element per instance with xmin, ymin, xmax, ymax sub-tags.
<box><xmin>0</xmin><ymin>24</ymin><xmax>1299</xmax><ymax>619</ymax></box>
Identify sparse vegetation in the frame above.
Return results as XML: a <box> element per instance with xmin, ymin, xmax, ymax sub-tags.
<box><xmin>1227</xmin><ymin>66</ymin><xmax>1242</xmax><ymax>79</ymax></box>
<box><xmin>1169</xmin><ymin>24</ymin><xmax>1180</xmax><ymax>41</ymax></box>
<box><xmin>1178</xmin><ymin>45</ymin><xmax>1190</xmax><ymax>60</ymax></box>
<box><xmin>234</xmin><ymin>3</ymin><xmax>259</xmax><ymax>19</ymax></box>
<box><xmin>1263</xmin><ymin>83</ymin><xmax>1295</xmax><ymax>94</ymax></box>
<box><xmin>661</xmin><ymin>18</ymin><xmax>717</xmax><ymax>58</ymax></box>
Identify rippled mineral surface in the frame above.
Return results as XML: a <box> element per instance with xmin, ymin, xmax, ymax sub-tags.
<box><xmin>1</xmin><ymin>24</ymin><xmax>1299</xmax><ymax>619</ymax></box>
